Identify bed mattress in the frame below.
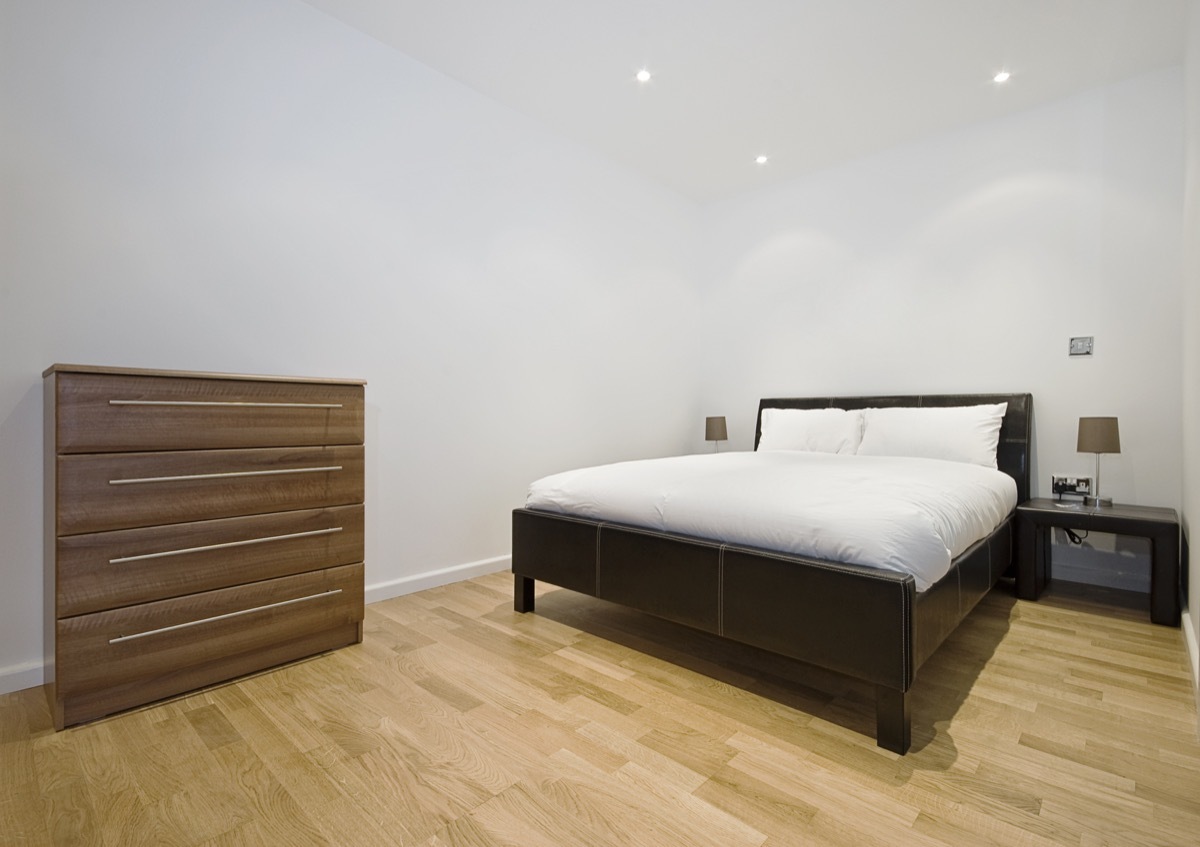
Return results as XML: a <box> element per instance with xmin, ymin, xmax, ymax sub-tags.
<box><xmin>526</xmin><ymin>451</ymin><xmax>1018</xmax><ymax>592</ymax></box>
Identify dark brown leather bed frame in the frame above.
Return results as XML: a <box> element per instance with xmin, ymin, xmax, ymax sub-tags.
<box><xmin>511</xmin><ymin>393</ymin><xmax>1032</xmax><ymax>754</ymax></box>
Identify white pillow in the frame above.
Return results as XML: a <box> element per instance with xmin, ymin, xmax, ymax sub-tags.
<box><xmin>857</xmin><ymin>403</ymin><xmax>1008</xmax><ymax>468</ymax></box>
<box><xmin>758</xmin><ymin>407</ymin><xmax>864</xmax><ymax>454</ymax></box>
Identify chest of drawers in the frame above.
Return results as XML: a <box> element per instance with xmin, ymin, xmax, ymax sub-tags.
<box><xmin>43</xmin><ymin>364</ymin><xmax>366</xmax><ymax>729</ymax></box>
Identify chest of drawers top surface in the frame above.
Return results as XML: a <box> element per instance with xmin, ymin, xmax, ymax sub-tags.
<box><xmin>43</xmin><ymin>363</ymin><xmax>367</xmax><ymax>384</ymax></box>
<box><xmin>46</xmin><ymin>366</ymin><xmax>365</xmax><ymax>453</ymax></box>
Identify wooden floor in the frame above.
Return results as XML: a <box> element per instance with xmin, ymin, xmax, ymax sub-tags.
<box><xmin>3</xmin><ymin>573</ymin><xmax>1199</xmax><ymax>846</ymax></box>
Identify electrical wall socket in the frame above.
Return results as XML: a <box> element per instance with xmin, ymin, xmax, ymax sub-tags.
<box><xmin>1069</xmin><ymin>336</ymin><xmax>1094</xmax><ymax>356</ymax></box>
<box><xmin>1052</xmin><ymin>474</ymin><xmax>1092</xmax><ymax>496</ymax></box>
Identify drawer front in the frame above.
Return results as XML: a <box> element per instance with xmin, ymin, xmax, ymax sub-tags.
<box><xmin>54</xmin><ymin>372</ymin><xmax>364</xmax><ymax>453</ymax></box>
<box><xmin>57</xmin><ymin>505</ymin><xmax>364</xmax><ymax>617</ymax></box>
<box><xmin>56</xmin><ymin>563</ymin><xmax>364</xmax><ymax>697</ymax></box>
<box><xmin>57</xmin><ymin>446</ymin><xmax>364</xmax><ymax>535</ymax></box>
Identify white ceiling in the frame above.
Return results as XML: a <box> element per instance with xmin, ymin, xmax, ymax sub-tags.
<box><xmin>301</xmin><ymin>0</ymin><xmax>1188</xmax><ymax>203</ymax></box>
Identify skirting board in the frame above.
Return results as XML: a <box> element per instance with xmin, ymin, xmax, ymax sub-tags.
<box><xmin>0</xmin><ymin>660</ymin><xmax>45</xmax><ymax>697</ymax></box>
<box><xmin>1185</xmin><ymin>607</ymin><xmax>1200</xmax><ymax>731</ymax></box>
<box><xmin>365</xmin><ymin>554</ymin><xmax>511</xmax><ymax>605</ymax></box>
<box><xmin>0</xmin><ymin>555</ymin><xmax>514</xmax><ymax>698</ymax></box>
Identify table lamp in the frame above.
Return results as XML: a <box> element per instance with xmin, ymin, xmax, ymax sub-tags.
<box><xmin>705</xmin><ymin>416</ymin><xmax>728</xmax><ymax>452</ymax></box>
<box><xmin>1077</xmin><ymin>416</ymin><xmax>1120</xmax><ymax>507</ymax></box>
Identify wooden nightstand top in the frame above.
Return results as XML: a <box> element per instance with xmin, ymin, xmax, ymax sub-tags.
<box><xmin>1018</xmin><ymin>498</ymin><xmax>1178</xmax><ymax>527</ymax></box>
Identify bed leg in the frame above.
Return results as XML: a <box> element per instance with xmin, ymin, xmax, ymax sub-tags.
<box><xmin>876</xmin><ymin>686</ymin><xmax>911</xmax><ymax>755</ymax></box>
<box><xmin>514</xmin><ymin>574</ymin><xmax>535</xmax><ymax>613</ymax></box>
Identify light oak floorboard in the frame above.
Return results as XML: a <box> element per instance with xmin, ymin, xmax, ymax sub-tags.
<box><xmin>3</xmin><ymin>574</ymin><xmax>1199</xmax><ymax>845</ymax></box>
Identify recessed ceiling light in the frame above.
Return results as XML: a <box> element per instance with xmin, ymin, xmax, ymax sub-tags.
<box><xmin>636</xmin><ymin>68</ymin><xmax>651</xmax><ymax>83</ymax></box>
<box><xmin>993</xmin><ymin>70</ymin><xmax>1011</xmax><ymax>83</ymax></box>
<box><xmin>755</xmin><ymin>155</ymin><xmax>769</xmax><ymax>165</ymax></box>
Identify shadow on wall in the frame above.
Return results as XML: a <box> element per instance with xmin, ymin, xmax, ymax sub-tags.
<box><xmin>1050</xmin><ymin>531</ymin><xmax>1152</xmax><ymax>593</ymax></box>
<box><xmin>0</xmin><ymin>379</ymin><xmax>49</xmax><ymax>693</ymax></box>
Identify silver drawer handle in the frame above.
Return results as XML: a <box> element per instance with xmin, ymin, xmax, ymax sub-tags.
<box><xmin>110</xmin><ymin>400</ymin><xmax>343</xmax><ymax>409</ymax></box>
<box><xmin>109</xmin><ymin>466</ymin><xmax>342</xmax><ymax>485</ymax></box>
<box><xmin>109</xmin><ymin>527</ymin><xmax>344</xmax><ymax>564</ymax></box>
<box><xmin>108</xmin><ymin>588</ymin><xmax>343</xmax><ymax>644</ymax></box>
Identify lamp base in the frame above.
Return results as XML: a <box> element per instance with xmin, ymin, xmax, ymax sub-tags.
<box><xmin>1084</xmin><ymin>495</ymin><xmax>1113</xmax><ymax>507</ymax></box>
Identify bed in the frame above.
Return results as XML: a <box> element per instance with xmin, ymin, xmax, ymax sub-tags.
<box><xmin>511</xmin><ymin>393</ymin><xmax>1032</xmax><ymax>754</ymax></box>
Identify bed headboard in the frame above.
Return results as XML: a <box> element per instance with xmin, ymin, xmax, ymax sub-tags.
<box><xmin>754</xmin><ymin>393</ymin><xmax>1033</xmax><ymax>503</ymax></box>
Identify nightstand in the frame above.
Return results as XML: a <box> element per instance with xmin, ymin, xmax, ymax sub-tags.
<box><xmin>1015</xmin><ymin>498</ymin><xmax>1180</xmax><ymax>626</ymax></box>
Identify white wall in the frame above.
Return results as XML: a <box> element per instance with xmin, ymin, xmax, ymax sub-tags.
<box><xmin>1182</xmin><ymin>0</ymin><xmax>1200</xmax><ymax>693</ymax></box>
<box><xmin>0</xmin><ymin>0</ymin><xmax>702</xmax><ymax>692</ymax></box>
<box><xmin>697</xmin><ymin>69</ymin><xmax>1185</xmax><ymax>518</ymax></box>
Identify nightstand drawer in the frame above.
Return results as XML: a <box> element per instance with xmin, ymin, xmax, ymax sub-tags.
<box><xmin>53</xmin><ymin>372</ymin><xmax>364</xmax><ymax>453</ymax></box>
<box><xmin>56</xmin><ymin>445</ymin><xmax>364</xmax><ymax>535</ymax></box>
<box><xmin>57</xmin><ymin>505</ymin><xmax>365</xmax><ymax>616</ymax></box>
<box><xmin>56</xmin><ymin>564</ymin><xmax>363</xmax><ymax>700</ymax></box>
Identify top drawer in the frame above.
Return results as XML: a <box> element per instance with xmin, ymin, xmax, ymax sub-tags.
<box><xmin>52</xmin><ymin>372</ymin><xmax>364</xmax><ymax>453</ymax></box>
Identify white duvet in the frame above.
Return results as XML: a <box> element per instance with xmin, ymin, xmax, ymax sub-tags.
<box><xmin>526</xmin><ymin>451</ymin><xmax>1017</xmax><ymax>592</ymax></box>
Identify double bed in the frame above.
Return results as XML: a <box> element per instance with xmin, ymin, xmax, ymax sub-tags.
<box><xmin>511</xmin><ymin>393</ymin><xmax>1031</xmax><ymax>754</ymax></box>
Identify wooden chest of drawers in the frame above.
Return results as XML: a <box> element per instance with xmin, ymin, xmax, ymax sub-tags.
<box><xmin>44</xmin><ymin>364</ymin><xmax>366</xmax><ymax>729</ymax></box>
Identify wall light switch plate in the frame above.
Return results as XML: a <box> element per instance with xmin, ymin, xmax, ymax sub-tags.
<box><xmin>1069</xmin><ymin>336</ymin><xmax>1094</xmax><ymax>356</ymax></box>
<box><xmin>1052</xmin><ymin>474</ymin><xmax>1092</xmax><ymax>496</ymax></box>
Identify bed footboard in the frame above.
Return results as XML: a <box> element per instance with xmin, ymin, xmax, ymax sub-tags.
<box><xmin>512</xmin><ymin>508</ymin><xmax>923</xmax><ymax>753</ymax></box>
<box><xmin>513</xmin><ymin>507</ymin><xmax>1014</xmax><ymax>754</ymax></box>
